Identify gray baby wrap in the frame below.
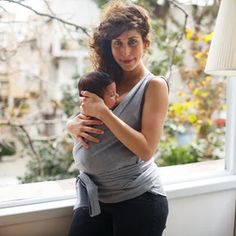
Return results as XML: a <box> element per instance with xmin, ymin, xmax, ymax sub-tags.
<box><xmin>73</xmin><ymin>73</ymin><xmax>165</xmax><ymax>217</ymax></box>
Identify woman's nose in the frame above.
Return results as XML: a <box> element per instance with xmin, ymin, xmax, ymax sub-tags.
<box><xmin>121</xmin><ymin>45</ymin><xmax>131</xmax><ymax>57</ymax></box>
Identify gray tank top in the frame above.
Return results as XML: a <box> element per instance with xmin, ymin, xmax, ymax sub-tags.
<box><xmin>73</xmin><ymin>73</ymin><xmax>166</xmax><ymax>217</ymax></box>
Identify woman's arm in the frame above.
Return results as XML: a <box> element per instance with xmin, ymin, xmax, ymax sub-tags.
<box><xmin>80</xmin><ymin>77</ymin><xmax>168</xmax><ymax>160</ymax></box>
<box><xmin>66</xmin><ymin>113</ymin><xmax>104</xmax><ymax>149</ymax></box>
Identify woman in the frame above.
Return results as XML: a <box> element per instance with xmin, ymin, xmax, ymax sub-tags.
<box><xmin>67</xmin><ymin>1</ymin><xmax>169</xmax><ymax>236</ymax></box>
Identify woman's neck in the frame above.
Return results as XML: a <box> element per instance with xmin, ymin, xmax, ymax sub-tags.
<box><xmin>116</xmin><ymin>62</ymin><xmax>149</xmax><ymax>96</ymax></box>
<box><xmin>121</xmin><ymin>63</ymin><xmax>148</xmax><ymax>85</ymax></box>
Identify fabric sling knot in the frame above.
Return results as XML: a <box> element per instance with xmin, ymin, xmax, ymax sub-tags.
<box><xmin>73</xmin><ymin>73</ymin><xmax>167</xmax><ymax>217</ymax></box>
<box><xmin>76</xmin><ymin>172</ymin><xmax>101</xmax><ymax>217</ymax></box>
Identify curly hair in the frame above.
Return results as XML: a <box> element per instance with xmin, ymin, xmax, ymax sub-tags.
<box><xmin>90</xmin><ymin>1</ymin><xmax>151</xmax><ymax>83</ymax></box>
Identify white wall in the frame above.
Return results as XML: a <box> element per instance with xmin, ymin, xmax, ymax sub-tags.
<box><xmin>0</xmin><ymin>217</ymin><xmax>71</xmax><ymax>236</ymax></box>
<box><xmin>164</xmin><ymin>190</ymin><xmax>236</xmax><ymax>236</ymax></box>
<box><xmin>0</xmin><ymin>189</ymin><xmax>235</xmax><ymax>236</ymax></box>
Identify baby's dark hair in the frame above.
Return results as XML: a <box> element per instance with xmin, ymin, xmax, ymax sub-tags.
<box><xmin>78</xmin><ymin>71</ymin><xmax>114</xmax><ymax>98</ymax></box>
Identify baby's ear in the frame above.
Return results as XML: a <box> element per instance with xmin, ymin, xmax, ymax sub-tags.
<box><xmin>81</xmin><ymin>91</ymin><xmax>86</xmax><ymax>96</ymax></box>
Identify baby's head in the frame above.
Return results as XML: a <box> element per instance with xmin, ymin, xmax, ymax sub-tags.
<box><xmin>78</xmin><ymin>71</ymin><xmax>118</xmax><ymax>109</ymax></box>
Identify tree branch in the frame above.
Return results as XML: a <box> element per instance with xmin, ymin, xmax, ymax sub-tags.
<box><xmin>0</xmin><ymin>4</ymin><xmax>7</xmax><ymax>11</ymax></box>
<box><xmin>0</xmin><ymin>119</ymin><xmax>66</xmax><ymax>126</ymax></box>
<box><xmin>0</xmin><ymin>47</ymin><xmax>18</xmax><ymax>61</ymax></box>
<box><xmin>167</xmin><ymin>0</ymin><xmax>188</xmax><ymax>82</ymax></box>
<box><xmin>0</xmin><ymin>119</ymin><xmax>67</xmax><ymax>175</ymax></box>
<box><xmin>0</xmin><ymin>0</ymin><xmax>90</xmax><ymax>36</ymax></box>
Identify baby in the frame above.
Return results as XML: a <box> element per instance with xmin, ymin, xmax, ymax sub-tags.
<box><xmin>78</xmin><ymin>71</ymin><xmax>119</xmax><ymax>109</ymax></box>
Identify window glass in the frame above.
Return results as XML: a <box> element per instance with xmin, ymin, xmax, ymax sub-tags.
<box><xmin>0</xmin><ymin>0</ymin><xmax>226</xmax><ymax>204</ymax></box>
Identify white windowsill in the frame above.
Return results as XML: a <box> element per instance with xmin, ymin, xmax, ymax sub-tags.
<box><xmin>0</xmin><ymin>159</ymin><xmax>236</xmax><ymax>227</ymax></box>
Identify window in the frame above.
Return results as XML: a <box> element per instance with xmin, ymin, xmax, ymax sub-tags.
<box><xmin>0</xmin><ymin>0</ymin><xmax>235</xmax><ymax>210</ymax></box>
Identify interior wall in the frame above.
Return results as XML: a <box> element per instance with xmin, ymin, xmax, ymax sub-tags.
<box><xmin>164</xmin><ymin>190</ymin><xmax>236</xmax><ymax>236</ymax></box>
<box><xmin>0</xmin><ymin>216</ymin><xmax>71</xmax><ymax>236</ymax></box>
<box><xmin>0</xmin><ymin>190</ymin><xmax>235</xmax><ymax>236</ymax></box>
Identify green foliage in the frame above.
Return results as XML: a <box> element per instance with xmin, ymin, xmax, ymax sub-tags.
<box><xmin>60</xmin><ymin>74</ymin><xmax>80</xmax><ymax>117</ymax></box>
<box><xmin>150</xmin><ymin>19</ymin><xmax>185</xmax><ymax>75</ymax></box>
<box><xmin>156</xmin><ymin>144</ymin><xmax>199</xmax><ymax>167</ymax></box>
<box><xmin>15</xmin><ymin>74</ymin><xmax>82</xmax><ymax>183</ymax></box>
<box><xmin>93</xmin><ymin>0</ymin><xmax>109</xmax><ymax>7</ymax></box>
<box><xmin>157</xmin><ymin>116</ymin><xmax>225</xmax><ymax>166</ymax></box>
<box><xmin>17</xmin><ymin>134</ymin><xmax>78</xmax><ymax>183</ymax></box>
<box><xmin>191</xmin><ymin>127</ymin><xmax>225</xmax><ymax>160</ymax></box>
<box><xmin>0</xmin><ymin>141</ymin><xmax>16</xmax><ymax>159</ymax></box>
<box><xmin>61</xmin><ymin>88</ymin><xmax>79</xmax><ymax>117</ymax></box>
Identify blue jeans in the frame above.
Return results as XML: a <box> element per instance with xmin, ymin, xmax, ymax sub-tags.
<box><xmin>68</xmin><ymin>192</ymin><xmax>169</xmax><ymax>236</ymax></box>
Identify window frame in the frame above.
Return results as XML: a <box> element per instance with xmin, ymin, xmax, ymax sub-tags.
<box><xmin>0</xmin><ymin>77</ymin><xmax>236</xmax><ymax>225</ymax></box>
<box><xmin>0</xmin><ymin>77</ymin><xmax>236</xmax><ymax>209</ymax></box>
<box><xmin>225</xmin><ymin>77</ymin><xmax>236</xmax><ymax>174</ymax></box>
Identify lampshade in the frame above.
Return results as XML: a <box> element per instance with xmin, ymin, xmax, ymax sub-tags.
<box><xmin>205</xmin><ymin>0</ymin><xmax>236</xmax><ymax>76</ymax></box>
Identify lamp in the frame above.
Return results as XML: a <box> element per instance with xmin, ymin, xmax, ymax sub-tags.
<box><xmin>204</xmin><ymin>0</ymin><xmax>236</xmax><ymax>76</ymax></box>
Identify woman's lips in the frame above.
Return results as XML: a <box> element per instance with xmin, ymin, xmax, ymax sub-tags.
<box><xmin>121</xmin><ymin>59</ymin><xmax>134</xmax><ymax>64</ymax></box>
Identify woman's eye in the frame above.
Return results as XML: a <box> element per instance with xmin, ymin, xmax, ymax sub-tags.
<box><xmin>129</xmin><ymin>39</ymin><xmax>138</xmax><ymax>46</ymax></box>
<box><xmin>113</xmin><ymin>41</ymin><xmax>121</xmax><ymax>47</ymax></box>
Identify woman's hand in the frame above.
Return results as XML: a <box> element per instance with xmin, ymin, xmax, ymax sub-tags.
<box><xmin>66</xmin><ymin>113</ymin><xmax>104</xmax><ymax>149</ymax></box>
<box><xmin>80</xmin><ymin>91</ymin><xmax>109</xmax><ymax>119</ymax></box>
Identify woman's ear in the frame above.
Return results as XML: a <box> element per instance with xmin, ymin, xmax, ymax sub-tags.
<box><xmin>144</xmin><ymin>39</ymin><xmax>150</xmax><ymax>49</ymax></box>
<box><xmin>143</xmin><ymin>40</ymin><xmax>150</xmax><ymax>56</ymax></box>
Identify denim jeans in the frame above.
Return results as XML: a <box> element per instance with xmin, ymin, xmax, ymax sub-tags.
<box><xmin>68</xmin><ymin>192</ymin><xmax>169</xmax><ymax>236</ymax></box>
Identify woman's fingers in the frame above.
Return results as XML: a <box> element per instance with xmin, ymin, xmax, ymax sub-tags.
<box><xmin>77</xmin><ymin>113</ymin><xmax>103</xmax><ymax>126</ymax></box>
<box><xmin>81</xmin><ymin>91</ymin><xmax>97</xmax><ymax>98</ymax></box>
<box><xmin>69</xmin><ymin>113</ymin><xmax>104</xmax><ymax>144</ymax></box>
<box><xmin>78</xmin><ymin>137</ymin><xmax>89</xmax><ymax>149</ymax></box>
<box><xmin>82</xmin><ymin>126</ymin><xmax>104</xmax><ymax>135</ymax></box>
<box><xmin>81</xmin><ymin>119</ymin><xmax>103</xmax><ymax>126</ymax></box>
<box><xmin>79</xmin><ymin>122</ymin><xmax>104</xmax><ymax>144</ymax></box>
<box><xmin>78</xmin><ymin>113</ymin><xmax>90</xmax><ymax>120</ymax></box>
<box><xmin>80</xmin><ymin>132</ymin><xmax>100</xmax><ymax>143</ymax></box>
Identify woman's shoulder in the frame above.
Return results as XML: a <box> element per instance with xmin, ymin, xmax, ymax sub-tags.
<box><xmin>143</xmin><ymin>74</ymin><xmax>169</xmax><ymax>107</ymax></box>
<box><xmin>147</xmin><ymin>74</ymin><xmax>169</xmax><ymax>92</ymax></box>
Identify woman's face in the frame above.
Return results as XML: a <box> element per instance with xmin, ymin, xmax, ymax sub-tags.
<box><xmin>111</xmin><ymin>29</ymin><xmax>148</xmax><ymax>72</ymax></box>
<box><xmin>103</xmin><ymin>82</ymin><xmax>119</xmax><ymax>109</ymax></box>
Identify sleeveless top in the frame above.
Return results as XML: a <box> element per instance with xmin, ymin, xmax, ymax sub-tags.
<box><xmin>73</xmin><ymin>73</ymin><xmax>166</xmax><ymax>217</ymax></box>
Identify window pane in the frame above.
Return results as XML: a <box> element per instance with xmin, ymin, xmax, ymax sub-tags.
<box><xmin>0</xmin><ymin>1</ymin><xmax>98</xmax><ymax>190</ymax></box>
<box><xmin>0</xmin><ymin>0</ymin><xmax>225</xmax><ymax>205</ymax></box>
<box><xmin>146</xmin><ymin>2</ymin><xmax>226</xmax><ymax>169</ymax></box>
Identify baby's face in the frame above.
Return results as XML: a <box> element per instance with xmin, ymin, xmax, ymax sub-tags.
<box><xmin>103</xmin><ymin>82</ymin><xmax>119</xmax><ymax>109</ymax></box>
